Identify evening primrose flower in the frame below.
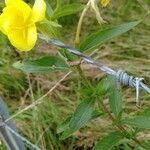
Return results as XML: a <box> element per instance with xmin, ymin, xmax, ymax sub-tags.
<box><xmin>100</xmin><ymin>0</ymin><xmax>110</xmax><ymax>7</ymax></box>
<box><xmin>0</xmin><ymin>0</ymin><xmax>46</xmax><ymax>51</ymax></box>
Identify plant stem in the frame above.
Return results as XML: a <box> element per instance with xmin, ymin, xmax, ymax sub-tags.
<box><xmin>56</xmin><ymin>0</ymin><xmax>62</xmax><ymax>11</ymax></box>
<box><xmin>75</xmin><ymin>65</ymin><xmax>92</xmax><ymax>88</ymax></box>
<box><xmin>99</xmin><ymin>100</ymin><xmax>126</xmax><ymax>132</ymax></box>
<box><xmin>98</xmin><ymin>100</ymin><xmax>145</xmax><ymax>148</ymax></box>
<box><xmin>75</xmin><ymin>0</ymin><xmax>91</xmax><ymax>45</ymax></box>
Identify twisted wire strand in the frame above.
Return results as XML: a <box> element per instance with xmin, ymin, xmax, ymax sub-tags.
<box><xmin>0</xmin><ymin>101</ymin><xmax>40</xmax><ymax>150</ymax></box>
<box><xmin>38</xmin><ymin>34</ymin><xmax>150</xmax><ymax>105</ymax></box>
<box><xmin>6</xmin><ymin>125</ymin><xmax>40</xmax><ymax>150</ymax></box>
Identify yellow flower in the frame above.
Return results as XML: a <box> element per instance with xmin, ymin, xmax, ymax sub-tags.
<box><xmin>100</xmin><ymin>0</ymin><xmax>110</xmax><ymax>7</ymax></box>
<box><xmin>0</xmin><ymin>0</ymin><xmax>46</xmax><ymax>51</ymax></box>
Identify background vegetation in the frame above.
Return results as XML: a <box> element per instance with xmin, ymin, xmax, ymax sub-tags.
<box><xmin>0</xmin><ymin>0</ymin><xmax>149</xmax><ymax>149</ymax></box>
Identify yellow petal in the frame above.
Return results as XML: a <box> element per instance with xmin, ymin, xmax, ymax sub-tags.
<box><xmin>0</xmin><ymin>6</ymin><xmax>27</xmax><ymax>35</ymax></box>
<box><xmin>8</xmin><ymin>25</ymin><xmax>37</xmax><ymax>51</ymax></box>
<box><xmin>5</xmin><ymin>0</ymin><xmax>23</xmax><ymax>5</ymax></box>
<box><xmin>0</xmin><ymin>14</ymin><xmax>9</xmax><ymax>34</ymax></box>
<box><xmin>31</xmin><ymin>0</ymin><xmax>46</xmax><ymax>22</ymax></box>
<box><xmin>5</xmin><ymin>0</ymin><xmax>31</xmax><ymax>21</ymax></box>
<box><xmin>100</xmin><ymin>0</ymin><xmax>110</xmax><ymax>7</ymax></box>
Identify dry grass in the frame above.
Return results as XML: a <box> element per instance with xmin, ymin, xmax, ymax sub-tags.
<box><xmin>0</xmin><ymin>0</ymin><xmax>149</xmax><ymax>149</ymax></box>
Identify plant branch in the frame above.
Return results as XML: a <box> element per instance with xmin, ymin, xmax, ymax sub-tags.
<box><xmin>76</xmin><ymin>65</ymin><xmax>92</xmax><ymax>88</ymax></box>
<box><xmin>56</xmin><ymin>0</ymin><xmax>62</xmax><ymax>11</ymax></box>
<box><xmin>75</xmin><ymin>0</ymin><xmax>91</xmax><ymax>45</ymax></box>
<box><xmin>98</xmin><ymin>100</ymin><xmax>145</xmax><ymax>148</ymax></box>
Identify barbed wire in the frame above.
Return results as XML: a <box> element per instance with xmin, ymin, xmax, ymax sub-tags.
<box><xmin>0</xmin><ymin>102</ymin><xmax>40</xmax><ymax>150</ymax></box>
<box><xmin>1</xmin><ymin>34</ymin><xmax>149</xmax><ymax>150</ymax></box>
<box><xmin>38</xmin><ymin>33</ymin><xmax>150</xmax><ymax>106</ymax></box>
<box><xmin>6</xmin><ymin>125</ymin><xmax>40</xmax><ymax>150</ymax></box>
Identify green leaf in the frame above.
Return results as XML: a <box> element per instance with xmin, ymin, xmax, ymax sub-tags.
<box><xmin>93</xmin><ymin>131</ymin><xmax>124</xmax><ymax>150</ymax></box>
<box><xmin>91</xmin><ymin>110</ymin><xmax>104</xmax><ymax>119</ymax></box>
<box><xmin>69</xmin><ymin>99</ymin><xmax>96</xmax><ymax>131</ymax></box>
<box><xmin>51</xmin><ymin>4</ymin><xmax>85</xmax><ymax>20</ymax></box>
<box><xmin>95</xmin><ymin>76</ymin><xmax>122</xmax><ymax>117</ymax></box>
<box><xmin>60</xmin><ymin>110</ymin><xmax>103</xmax><ymax>140</ymax></box>
<box><xmin>58</xmin><ymin>48</ymin><xmax>78</xmax><ymax>61</ymax></box>
<box><xmin>45</xmin><ymin>0</ymin><xmax>54</xmax><ymax>18</ymax></box>
<box><xmin>37</xmin><ymin>19</ymin><xmax>62</xmax><ymax>39</ymax></box>
<box><xmin>95</xmin><ymin>76</ymin><xmax>112</xmax><ymax>96</ymax></box>
<box><xmin>60</xmin><ymin>99</ymin><xmax>98</xmax><ymax>140</ymax></box>
<box><xmin>57</xmin><ymin>116</ymin><xmax>72</xmax><ymax>134</ymax></box>
<box><xmin>13</xmin><ymin>56</ymin><xmax>69</xmax><ymax>73</ymax></box>
<box><xmin>58</xmin><ymin>110</ymin><xmax>103</xmax><ymax>135</ymax></box>
<box><xmin>60</xmin><ymin>128</ymin><xmax>75</xmax><ymax>140</ymax></box>
<box><xmin>122</xmin><ymin>116</ymin><xmax>150</xmax><ymax>129</ymax></box>
<box><xmin>107</xmin><ymin>75</ymin><xmax>122</xmax><ymax>118</ymax></box>
<box><xmin>79</xmin><ymin>20</ymin><xmax>141</xmax><ymax>52</ymax></box>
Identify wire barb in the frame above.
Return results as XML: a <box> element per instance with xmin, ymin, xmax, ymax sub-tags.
<box><xmin>116</xmin><ymin>70</ymin><xmax>135</xmax><ymax>87</ymax></box>
<box><xmin>135</xmin><ymin>77</ymin><xmax>144</xmax><ymax>106</ymax></box>
<box><xmin>116</xmin><ymin>70</ymin><xmax>144</xmax><ymax>106</ymax></box>
<box><xmin>38</xmin><ymin>34</ymin><xmax>150</xmax><ymax>105</ymax></box>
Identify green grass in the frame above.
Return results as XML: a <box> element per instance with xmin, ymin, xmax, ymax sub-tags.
<box><xmin>0</xmin><ymin>0</ymin><xmax>149</xmax><ymax>149</ymax></box>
